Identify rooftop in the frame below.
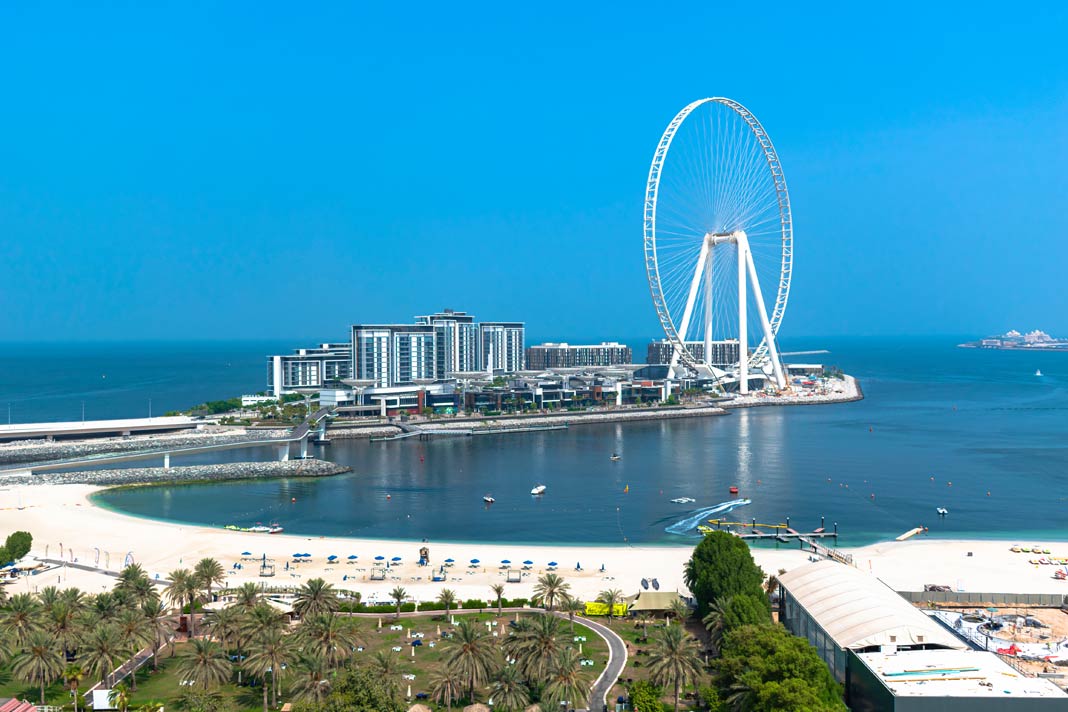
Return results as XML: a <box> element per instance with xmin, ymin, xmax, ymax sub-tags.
<box><xmin>777</xmin><ymin>560</ymin><xmax>966</xmax><ymax>651</ymax></box>
<box><xmin>856</xmin><ymin>649</ymin><xmax>1067</xmax><ymax>699</ymax></box>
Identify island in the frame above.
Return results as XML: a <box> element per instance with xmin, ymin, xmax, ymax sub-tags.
<box><xmin>958</xmin><ymin>329</ymin><xmax>1068</xmax><ymax>351</ymax></box>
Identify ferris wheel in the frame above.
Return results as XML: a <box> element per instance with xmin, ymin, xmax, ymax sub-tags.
<box><xmin>643</xmin><ymin>97</ymin><xmax>792</xmax><ymax>392</ymax></box>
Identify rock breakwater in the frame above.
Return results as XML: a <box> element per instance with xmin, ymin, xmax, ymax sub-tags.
<box><xmin>0</xmin><ymin>459</ymin><xmax>350</xmax><ymax>487</ymax></box>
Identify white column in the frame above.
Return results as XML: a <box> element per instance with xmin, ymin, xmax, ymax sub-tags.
<box><xmin>668</xmin><ymin>238</ymin><xmax>710</xmax><ymax>377</ymax></box>
<box><xmin>737</xmin><ymin>238</ymin><xmax>748</xmax><ymax>395</ymax></box>
<box><xmin>163</xmin><ymin>453</ymin><xmax>170</xmax><ymax>469</ymax></box>
<box><xmin>703</xmin><ymin>246</ymin><xmax>714</xmax><ymax>369</ymax></box>
<box><xmin>741</xmin><ymin>234</ymin><xmax>787</xmax><ymax>389</ymax></box>
<box><xmin>277</xmin><ymin>444</ymin><xmax>290</xmax><ymax>462</ymax></box>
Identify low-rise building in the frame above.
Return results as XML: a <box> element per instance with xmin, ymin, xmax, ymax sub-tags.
<box><xmin>267</xmin><ymin>343</ymin><xmax>352</xmax><ymax>397</ymax></box>
<box><xmin>646</xmin><ymin>339</ymin><xmax>740</xmax><ymax>367</ymax></box>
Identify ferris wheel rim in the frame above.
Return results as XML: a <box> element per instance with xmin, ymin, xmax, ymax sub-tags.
<box><xmin>643</xmin><ymin>97</ymin><xmax>793</xmax><ymax>372</ymax></box>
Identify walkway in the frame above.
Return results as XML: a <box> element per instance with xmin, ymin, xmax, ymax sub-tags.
<box><xmin>568</xmin><ymin>614</ymin><xmax>627</xmax><ymax>712</ymax></box>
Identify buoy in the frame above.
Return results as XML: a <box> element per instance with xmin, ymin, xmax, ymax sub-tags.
<box><xmin>947</xmin><ymin>482</ymin><xmax>952</xmax><ymax>487</ymax></box>
<box><xmin>291</xmin><ymin>497</ymin><xmax>296</xmax><ymax>503</ymax></box>
<box><xmin>870</xmin><ymin>493</ymin><xmax>875</xmax><ymax>499</ymax></box>
<box><xmin>624</xmin><ymin>485</ymin><xmax>629</xmax><ymax>493</ymax></box>
<box><xmin>986</xmin><ymin>490</ymin><xmax>991</xmax><ymax>497</ymax></box>
<box><xmin>386</xmin><ymin>494</ymin><xmax>391</xmax><ymax>500</ymax></box>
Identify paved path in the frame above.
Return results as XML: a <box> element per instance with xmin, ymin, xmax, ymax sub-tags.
<box><xmin>563</xmin><ymin>614</ymin><xmax>626</xmax><ymax>712</ymax></box>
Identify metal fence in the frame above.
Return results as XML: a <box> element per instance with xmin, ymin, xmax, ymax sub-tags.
<box><xmin>898</xmin><ymin>590</ymin><xmax>1067</xmax><ymax>606</ymax></box>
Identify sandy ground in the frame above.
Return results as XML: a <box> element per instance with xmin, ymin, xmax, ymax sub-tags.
<box><xmin>2</xmin><ymin>485</ymin><xmax>1066</xmax><ymax>603</ymax></box>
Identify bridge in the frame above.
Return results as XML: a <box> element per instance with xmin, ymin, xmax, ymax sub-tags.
<box><xmin>0</xmin><ymin>407</ymin><xmax>336</xmax><ymax>476</ymax></box>
<box><xmin>0</xmin><ymin>416</ymin><xmax>201</xmax><ymax>443</ymax></box>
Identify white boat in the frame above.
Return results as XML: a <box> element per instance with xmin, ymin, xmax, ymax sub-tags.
<box><xmin>247</xmin><ymin>525</ymin><xmax>271</xmax><ymax>533</ymax></box>
<box><xmin>482</xmin><ymin>495</ymin><xmax>495</xmax><ymax>504</ymax></box>
<box><xmin>936</xmin><ymin>507</ymin><xmax>948</xmax><ymax>516</ymax></box>
<box><xmin>530</xmin><ymin>484</ymin><xmax>546</xmax><ymax>496</ymax></box>
<box><xmin>670</xmin><ymin>497</ymin><xmax>695</xmax><ymax>504</ymax></box>
<box><xmin>610</xmin><ymin>454</ymin><xmax>621</xmax><ymax>462</ymax></box>
<box><xmin>1036</xmin><ymin>369</ymin><xmax>1043</xmax><ymax>376</ymax></box>
<box><xmin>268</xmin><ymin>525</ymin><xmax>284</xmax><ymax>534</ymax></box>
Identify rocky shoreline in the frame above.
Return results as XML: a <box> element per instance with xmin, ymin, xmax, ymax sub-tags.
<box><xmin>0</xmin><ymin>459</ymin><xmax>351</xmax><ymax>487</ymax></box>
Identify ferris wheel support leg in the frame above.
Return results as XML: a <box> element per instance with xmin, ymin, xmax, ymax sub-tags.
<box><xmin>738</xmin><ymin>241</ymin><xmax>748</xmax><ymax>394</ymax></box>
<box><xmin>668</xmin><ymin>239</ymin><xmax>710</xmax><ymax>378</ymax></box>
<box><xmin>741</xmin><ymin>235</ymin><xmax>787</xmax><ymax>389</ymax></box>
<box><xmin>704</xmin><ymin>246</ymin><xmax>714</xmax><ymax>369</ymax></box>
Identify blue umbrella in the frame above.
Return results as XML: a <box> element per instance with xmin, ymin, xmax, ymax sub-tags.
<box><xmin>444</xmin><ymin>558</ymin><xmax>455</xmax><ymax>563</ymax></box>
<box><xmin>548</xmin><ymin>561</ymin><xmax>558</xmax><ymax>566</ymax></box>
<box><xmin>241</xmin><ymin>551</ymin><xmax>252</xmax><ymax>556</ymax></box>
<box><xmin>327</xmin><ymin>555</ymin><xmax>338</xmax><ymax>561</ymax></box>
<box><xmin>470</xmin><ymin>558</ymin><xmax>480</xmax><ymax>564</ymax></box>
<box><xmin>391</xmin><ymin>556</ymin><xmax>402</xmax><ymax>562</ymax></box>
<box><xmin>303</xmin><ymin>553</ymin><xmax>311</xmax><ymax>557</ymax></box>
<box><xmin>374</xmin><ymin>555</ymin><xmax>385</xmax><ymax>561</ymax></box>
<box><xmin>523</xmin><ymin>560</ymin><xmax>533</xmax><ymax>565</ymax></box>
<box><xmin>501</xmin><ymin>559</ymin><xmax>511</xmax><ymax>564</ymax></box>
<box><xmin>293</xmin><ymin>553</ymin><xmax>303</xmax><ymax>558</ymax></box>
<box><xmin>347</xmin><ymin>555</ymin><xmax>358</xmax><ymax>560</ymax></box>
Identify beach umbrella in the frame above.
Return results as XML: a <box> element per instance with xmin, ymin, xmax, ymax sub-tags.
<box><xmin>241</xmin><ymin>551</ymin><xmax>252</xmax><ymax>556</ymax></box>
<box><xmin>293</xmin><ymin>553</ymin><xmax>303</xmax><ymax>558</ymax></box>
<box><xmin>523</xmin><ymin>560</ymin><xmax>533</xmax><ymax>565</ymax></box>
<box><xmin>328</xmin><ymin>555</ymin><xmax>338</xmax><ymax>561</ymax></box>
<box><xmin>302</xmin><ymin>553</ymin><xmax>311</xmax><ymax>557</ymax></box>
<box><xmin>547</xmin><ymin>561</ymin><xmax>558</xmax><ymax>567</ymax></box>
<box><xmin>444</xmin><ymin>558</ymin><xmax>455</xmax><ymax>563</ymax></box>
<box><xmin>501</xmin><ymin>559</ymin><xmax>511</xmax><ymax>564</ymax></box>
<box><xmin>392</xmin><ymin>556</ymin><xmax>402</xmax><ymax>562</ymax></box>
<box><xmin>470</xmin><ymin>558</ymin><xmax>480</xmax><ymax>564</ymax></box>
<box><xmin>347</xmin><ymin>555</ymin><xmax>358</xmax><ymax>560</ymax></box>
<box><xmin>375</xmin><ymin>555</ymin><xmax>385</xmax><ymax>561</ymax></box>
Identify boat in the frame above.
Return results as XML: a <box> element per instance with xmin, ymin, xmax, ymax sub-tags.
<box><xmin>729</xmin><ymin>486</ymin><xmax>739</xmax><ymax>495</ymax></box>
<box><xmin>482</xmin><ymin>495</ymin><xmax>496</xmax><ymax>504</ymax></box>
<box><xmin>670</xmin><ymin>497</ymin><xmax>695</xmax><ymax>504</ymax></box>
<box><xmin>268</xmin><ymin>525</ymin><xmax>284</xmax><ymax>534</ymax></box>
<box><xmin>936</xmin><ymin>507</ymin><xmax>948</xmax><ymax>516</ymax></box>
<box><xmin>247</xmin><ymin>525</ymin><xmax>271</xmax><ymax>533</ymax></box>
<box><xmin>696</xmin><ymin>525</ymin><xmax>714</xmax><ymax>535</ymax></box>
<box><xmin>610</xmin><ymin>454</ymin><xmax>621</xmax><ymax>461</ymax></box>
<box><xmin>1036</xmin><ymin>369</ymin><xmax>1044</xmax><ymax>376</ymax></box>
<box><xmin>530</xmin><ymin>484</ymin><xmax>546</xmax><ymax>496</ymax></box>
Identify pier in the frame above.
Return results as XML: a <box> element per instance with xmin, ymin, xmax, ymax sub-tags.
<box><xmin>705</xmin><ymin>516</ymin><xmax>854</xmax><ymax>565</ymax></box>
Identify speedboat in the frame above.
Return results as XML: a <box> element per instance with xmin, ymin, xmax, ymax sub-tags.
<box><xmin>268</xmin><ymin>525</ymin><xmax>284</xmax><ymax>534</ymax></box>
<box><xmin>247</xmin><ymin>525</ymin><xmax>272</xmax><ymax>533</ymax></box>
<box><xmin>670</xmin><ymin>497</ymin><xmax>696</xmax><ymax>504</ymax></box>
<box><xmin>1036</xmin><ymin>369</ymin><xmax>1043</xmax><ymax>377</ymax></box>
<box><xmin>483</xmin><ymin>495</ymin><xmax>496</xmax><ymax>504</ymax></box>
<box><xmin>610</xmin><ymin>454</ymin><xmax>621</xmax><ymax>461</ymax></box>
<box><xmin>696</xmin><ymin>525</ymin><xmax>713</xmax><ymax>535</ymax></box>
<box><xmin>530</xmin><ymin>484</ymin><xmax>546</xmax><ymax>496</ymax></box>
<box><xmin>729</xmin><ymin>486</ymin><xmax>739</xmax><ymax>495</ymax></box>
<box><xmin>936</xmin><ymin>507</ymin><xmax>948</xmax><ymax>516</ymax></box>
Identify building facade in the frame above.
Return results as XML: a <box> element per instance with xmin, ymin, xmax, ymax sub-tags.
<box><xmin>646</xmin><ymin>339</ymin><xmax>740</xmax><ymax>367</ymax></box>
<box><xmin>267</xmin><ymin>343</ymin><xmax>352</xmax><ymax>397</ymax></box>
<box><xmin>526</xmin><ymin>342</ymin><xmax>633</xmax><ymax>370</ymax></box>
<box><xmin>480</xmin><ymin>322</ymin><xmax>525</xmax><ymax>372</ymax></box>
<box><xmin>416</xmin><ymin>309</ymin><xmax>480</xmax><ymax>376</ymax></box>
<box><xmin>351</xmin><ymin>324</ymin><xmax>436</xmax><ymax>388</ymax></box>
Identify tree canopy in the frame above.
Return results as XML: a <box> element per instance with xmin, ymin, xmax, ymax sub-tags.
<box><xmin>683</xmin><ymin>531</ymin><xmax>765</xmax><ymax>617</ymax></box>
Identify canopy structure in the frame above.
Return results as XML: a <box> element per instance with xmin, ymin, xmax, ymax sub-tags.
<box><xmin>625</xmin><ymin>590</ymin><xmax>687</xmax><ymax>612</ymax></box>
<box><xmin>777</xmin><ymin>560</ymin><xmax>967</xmax><ymax>651</ymax></box>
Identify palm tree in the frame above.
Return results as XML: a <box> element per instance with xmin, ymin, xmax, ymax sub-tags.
<box><xmin>369</xmin><ymin>650</ymin><xmax>403</xmax><ymax>698</ymax></box>
<box><xmin>447</xmin><ymin>617</ymin><xmax>499</xmax><ymax>701</ymax></box>
<box><xmin>490</xmin><ymin>583</ymin><xmax>505</xmax><ymax>616</ymax></box>
<box><xmin>1</xmin><ymin>592</ymin><xmax>41</xmax><ymax>647</ymax></box>
<box><xmin>115</xmin><ymin>608</ymin><xmax>153</xmax><ymax>690</ymax></box>
<box><xmin>532</xmin><ymin>573</ymin><xmax>570</xmax><ymax>612</ymax></box>
<box><xmin>595</xmin><ymin>588</ymin><xmax>623</xmax><ymax>626</ymax></box>
<box><xmin>164</xmin><ymin>569</ymin><xmax>198</xmax><ymax>637</ymax></box>
<box><xmin>80</xmin><ymin>624</ymin><xmax>124</xmax><ymax>687</ymax></box>
<box><xmin>701</xmin><ymin>597</ymin><xmax>728</xmax><ymax>649</ymax></box>
<box><xmin>389</xmin><ymin>586</ymin><xmax>407</xmax><ymax>619</ymax></box>
<box><xmin>542</xmin><ymin>648</ymin><xmax>589</xmax><ymax>710</ymax></box>
<box><xmin>45</xmin><ymin>599</ymin><xmax>82</xmax><ymax>658</ymax></box>
<box><xmin>293</xmin><ymin>577</ymin><xmax>339</xmax><ymax>618</ymax></box>
<box><xmin>205</xmin><ymin>605</ymin><xmax>244</xmax><ymax>649</ymax></box>
<box><xmin>193</xmin><ymin>558</ymin><xmax>226</xmax><ymax>605</ymax></box>
<box><xmin>174</xmin><ymin>638</ymin><xmax>232</xmax><ymax>690</ymax></box>
<box><xmin>437</xmin><ymin>588</ymin><xmax>457</xmax><ymax>618</ymax></box>
<box><xmin>115</xmin><ymin>564</ymin><xmax>149</xmax><ymax>597</ymax></box>
<box><xmin>297</xmin><ymin>613</ymin><xmax>357</xmax><ymax>670</ymax></box>
<box><xmin>12</xmin><ymin>630</ymin><xmax>64</xmax><ymax>704</ymax></box>
<box><xmin>241</xmin><ymin>603</ymin><xmax>286</xmax><ymax>643</ymax></box>
<box><xmin>141</xmin><ymin>599</ymin><xmax>172</xmax><ymax>671</ymax></box>
<box><xmin>233</xmin><ymin>582</ymin><xmax>261</xmax><ymax>611</ymax></box>
<box><xmin>63</xmin><ymin>663</ymin><xmax>86</xmax><ymax>712</ymax></box>
<box><xmin>764</xmin><ymin>568</ymin><xmax>787</xmax><ymax>596</ymax></box>
<box><xmin>504</xmin><ymin>613</ymin><xmax>562</xmax><ymax>688</ymax></box>
<box><xmin>90</xmin><ymin>592</ymin><xmax>122</xmax><ymax>624</ymax></box>
<box><xmin>288</xmin><ymin>650</ymin><xmax>331</xmax><ymax>706</ymax></box>
<box><xmin>108</xmin><ymin>682</ymin><xmax>131</xmax><ymax>712</ymax></box>
<box><xmin>244</xmin><ymin>628</ymin><xmax>293</xmax><ymax>712</ymax></box>
<box><xmin>667</xmin><ymin>598</ymin><xmax>691</xmax><ymax>624</ymax></box>
<box><xmin>428</xmin><ymin>663</ymin><xmax>464</xmax><ymax>712</ymax></box>
<box><xmin>646</xmin><ymin>624</ymin><xmax>704</xmax><ymax>712</ymax></box>
<box><xmin>560</xmin><ymin>594</ymin><xmax>584</xmax><ymax>633</ymax></box>
<box><xmin>490</xmin><ymin>664</ymin><xmax>530</xmax><ymax>711</ymax></box>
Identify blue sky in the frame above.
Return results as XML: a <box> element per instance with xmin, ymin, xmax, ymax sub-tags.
<box><xmin>1</xmin><ymin>3</ymin><xmax>1066</xmax><ymax>344</ymax></box>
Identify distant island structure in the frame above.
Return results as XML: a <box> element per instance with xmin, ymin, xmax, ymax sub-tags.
<box><xmin>958</xmin><ymin>329</ymin><xmax>1068</xmax><ymax>351</ymax></box>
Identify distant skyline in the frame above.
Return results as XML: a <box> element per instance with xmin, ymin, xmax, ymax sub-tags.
<box><xmin>1</xmin><ymin>4</ymin><xmax>1066</xmax><ymax>343</ymax></box>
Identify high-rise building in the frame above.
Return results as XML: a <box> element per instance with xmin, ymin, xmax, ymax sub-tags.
<box><xmin>480</xmin><ymin>322</ymin><xmax>525</xmax><ymax>372</ymax></box>
<box><xmin>415</xmin><ymin>309</ymin><xmax>480</xmax><ymax>376</ymax></box>
<box><xmin>525</xmin><ymin>342</ymin><xmax>633</xmax><ymax>370</ymax></box>
<box><xmin>646</xmin><ymin>339</ymin><xmax>740</xmax><ymax>367</ymax></box>
<box><xmin>267</xmin><ymin>343</ymin><xmax>352</xmax><ymax>396</ymax></box>
<box><xmin>351</xmin><ymin>324</ymin><xmax>436</xmax><ymax>388</ymax></box>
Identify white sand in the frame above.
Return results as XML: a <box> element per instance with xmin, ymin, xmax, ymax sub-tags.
<box><xmin>3</xmin><ymin>485</ymin><xmax>1065</xmax><ymax>601</ymax></box>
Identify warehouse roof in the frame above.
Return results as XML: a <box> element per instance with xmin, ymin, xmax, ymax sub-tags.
<box><xmin>777</xmin><ymin>560</ymin><xmax>967</xmax><ymax>651</ymax></box>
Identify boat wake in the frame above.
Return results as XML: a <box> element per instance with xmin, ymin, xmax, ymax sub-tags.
<box><xmin>664</xmin><ymin>498</ymin><xmax>752</xmax><ymax>537</ymax></box>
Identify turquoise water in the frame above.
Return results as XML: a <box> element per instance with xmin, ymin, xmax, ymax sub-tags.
<box><xmin>91</xmin><ymin>337</ymin><xmax>1068</xmax><ymax>545</ymax></box>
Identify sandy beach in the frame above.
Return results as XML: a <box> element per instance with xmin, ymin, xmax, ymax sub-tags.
<box><xmin>2</xmin><ymin>484</ymin><xmax>1066</xmax><ymax>603</ymax></box>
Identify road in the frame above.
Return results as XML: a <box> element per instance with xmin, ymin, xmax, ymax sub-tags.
<box><xmin>561</xmin><ymin>613</ymin><xmax>627</xmax><ymax>712</ymax></box>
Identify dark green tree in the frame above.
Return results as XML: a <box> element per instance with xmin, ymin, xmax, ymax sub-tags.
<box><xmin>628</xmin><ymin>680</ymin><xmax>664</xmax><ymax>712</ymax></box>
<box><xmin>683</xmin><ymin>531</ymin><xmax>765</xmax><ymax>617</ymax></box>
<box><xmin>297</xmin><ymin>666</ymin><xmax>404</xmax><ymax>712</ymax></box>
